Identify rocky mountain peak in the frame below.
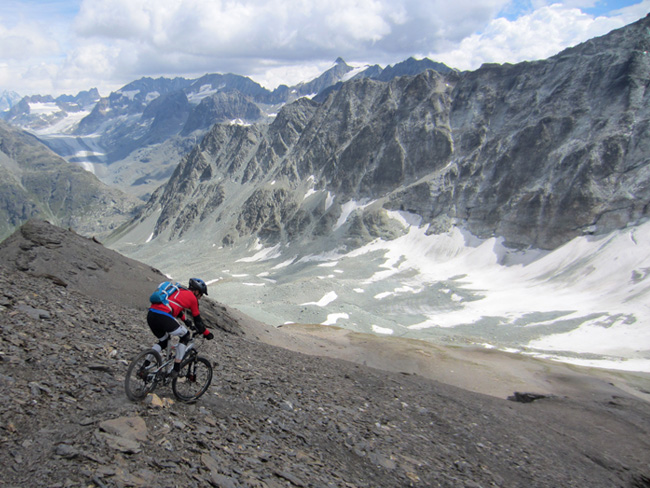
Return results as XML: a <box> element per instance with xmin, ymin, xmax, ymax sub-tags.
<box><xmin>0</xmin><ymin>89</ymin><xmax>21</xmax><ymax>111</ymax></box>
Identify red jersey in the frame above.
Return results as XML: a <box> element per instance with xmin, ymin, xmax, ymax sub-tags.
<box><xmin>150</xmin><ymin>287</ymin><xmax>200</xmax><ymax>319</ymax></box>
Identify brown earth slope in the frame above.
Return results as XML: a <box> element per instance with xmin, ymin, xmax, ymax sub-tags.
<box><xmin>0</xmin><ymin>220</ymin><xmax>648</xmax><ymax>487</ymax></box>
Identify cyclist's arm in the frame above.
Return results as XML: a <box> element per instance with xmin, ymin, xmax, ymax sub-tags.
<box><xmin>193</xmin><ymin>314</ymin><xmax>214</xmax><ymax>339</ymax></box>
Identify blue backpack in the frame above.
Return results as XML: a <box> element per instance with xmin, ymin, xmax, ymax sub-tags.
<box><xmin>149</xmin><ymin>281</ymin><xmax>181</xmax><ymax>308</ymax></box>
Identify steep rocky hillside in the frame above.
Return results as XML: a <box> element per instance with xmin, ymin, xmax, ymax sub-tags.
<box><xmin>0</xmin><ymin>121</ymin><xmax>141</xmax><ymax>241</ymax></box>
<box><xmin>116</xmin><ymin>15</ymin><xmax>650</xmax><ymax>253</ymax></box>
<box><xmin>1</xmin><ymin>221</ymin><xmax>649</xmax><ymax>488</ymax></box>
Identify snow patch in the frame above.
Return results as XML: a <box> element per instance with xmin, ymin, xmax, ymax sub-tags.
<box><xmin>372</xmin><ymin>325</ymin><xmax>394</xmax><ymax>335</ymax></box>
<box><xmin>301</xmin><ymin>291</ymin><xmax>338</xmax><ymax>307</ymax></box>
<box><xmin>187</xmin><ymin>84</ymin><xmax>218</xmax><ymax>104</ymax></box>
<box><xmin>272</xmin><ymin>256</ymin><xmax>298</xmax><ymax>269</ymax></box>
<box><xmin>322</xmin><ymin>313</ymin><xmax>349</xmax><ymax>325</ymax></box>
<box><xmin>230</xmin><ymin>118</ymin><xmax>250</xmax><ymax>126</ymax></box>
<box><xmin>145</xmin><ymin>91</ymin><xmax>160</xmax><ymax>103</ymax></box>
<box><xmin>118</xmin><ymin>90</ymin><xmax>139</xmax><ymax>100</ymax></box>
<box><xmin>386</xmin><ymin>210</ymin><xmax>423</xmax><ymax>227</ymax></box>
<box><xmin>28</xmin><ymin>102</ymin><xmax>59</xmax><ymax>115</ymax></box>
<box><xmin>341</xmin><ymin>64</ymin><xmax>372</xmax><ymax>82</ymax></box>
<box><xmin>325</xmin><ymin>192</ymin><xmax>335</xmax><ymax>211</ymax></box>
<box><xmin>334</xmin><ymin>199</ymin><xmax>374</xmax><ymax>230</ymax></box>
<box><xmin>237</xmin><ymin>244</ymin><xmax>282</xmax><ymax>262</ymax></box>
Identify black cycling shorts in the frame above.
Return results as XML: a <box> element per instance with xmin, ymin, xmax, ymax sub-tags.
<box><xmin>147</xmin><ymin>309</ymin><xmax>181</xmax><ymax>339</ymax></box>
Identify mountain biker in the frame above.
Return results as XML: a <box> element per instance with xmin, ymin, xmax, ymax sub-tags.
<box><xmin>147</xmin><ymin>278</ymin><xmax>214</xmax><ymax>377</ymax></box>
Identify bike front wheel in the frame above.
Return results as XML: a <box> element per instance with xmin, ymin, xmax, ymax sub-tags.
<box><xmin>125</xmin><ymin>349</ymin><xmax>162</xmax><ymax>401</ymax></box>
<box><xmin>172</xmin><ymin>355</ymin><xmax>213</xmax><ymax>403</ymax></box>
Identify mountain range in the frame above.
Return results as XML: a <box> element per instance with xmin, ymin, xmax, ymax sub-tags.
<box><xmin>1</xmin><ymin>14</ymin><xmax>649</xmax><ymax>371</ymax></box>
<box><xmin>1</xmin><ymin>57</ymin><xmax>449</xmax><ymax>201</ymax></box>
<box><xmin>109</xmin><ymin>14</ymin><xmax>649</xmax><ymax>253</ymax></box>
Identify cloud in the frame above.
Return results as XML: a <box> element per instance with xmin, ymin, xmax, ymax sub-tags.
<box><xmin>0</xmin><ymin>21</ymin><xmax>61</xmax><ymax>60</ymax></box>
<box><xmin>431</xmin><ymin>1</ymin><xmax>650</xmax><ymax>70</ymax></box>
<box><xmin>69</xmin><ymin>0</ymin><xmax>511</xmax><ymax>78</ymax></box>
<box><xmin>0</xmin><ymin>0</ymin><xmax>648</xmax><ymax>96</ymax></box>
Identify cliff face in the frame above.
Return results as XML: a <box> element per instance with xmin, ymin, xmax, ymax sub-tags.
<box><xmin>130</xmin><ymin>15</ymin><xmax>650</xmax><ymax>251</ymax></box>
<box><xmin>442</xmin><ymin>19</ymin><xmax>650</xmax><ymax>249</ymax></box>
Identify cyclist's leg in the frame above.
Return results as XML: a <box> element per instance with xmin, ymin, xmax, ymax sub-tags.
<box><xmin>147</xmin><ymin>311</ymin><xmax>189</xmax><ymax>373</ymax></box>
<box><xmin>147</xmin><ymin>310</ymin><xmax>178</xmax><ymax>353</ymax></box>
<box><xmin>169</xmin><ymin>324</ymin><xmax>190</xmax><ymax>364</ymax></box>
<box><xmin>146</xmin><ymin>311</ymin><xmax>182</xmax><ymax>374</ymax></box>
<box><xmin>151</xmin><ymin>333</ymin><xmax>168</xmax><ymax>354</ymax></box>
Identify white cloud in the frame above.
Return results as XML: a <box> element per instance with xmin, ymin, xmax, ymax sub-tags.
<box><xmin>432</xmin><ymin>2</ymin><xmax>650</xmax><ymax>70</ymax></box>
<box><xmin>62</xmin><ymin>0</ymin><xmax>515</xmax><ymax>88</ymax></box>
<box><xmin>74</xmin><ymin>0</ymin><xmax>153</xmax><ymax>39</ymax></box>
<box><xmin>0</xmin><ymin>22</ymin><xmax>61</xmax><ymax>60</ymax></box>
<box><xmin>0</xmin><ymin>0</ymin><xmax>647</xmax><ymax>96</ymax></box>
<box><xmin>74</xmin><ymin>0</ymin><xmax>502</xmax><ymax>58</ymax></box>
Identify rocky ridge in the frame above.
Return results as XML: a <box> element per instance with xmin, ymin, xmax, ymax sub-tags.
<box><xmin>2</xmin><ymin>89</ymin><xmax>100</xmax><ymax>130</ymax></box>
<box><xmin>1</xmin><ymin>220</ymin><xmax>649</xmax><ymax>487</ymax></box>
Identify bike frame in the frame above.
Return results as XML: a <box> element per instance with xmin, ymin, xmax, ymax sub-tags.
<box><xmin>145</xmin><ymin>332</ymin><xmax>202</xmax><ymax>379</ymax></box>
<box><xmin>125</xmin><ymin>331</ymin><xmax>212</xmax><ymax>403</ymax></box>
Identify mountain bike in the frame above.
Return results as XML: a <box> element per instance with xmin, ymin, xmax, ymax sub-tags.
<box><xmin>124</xmin><ymin>332</ymin><xmax>213</xmax><ymax>403</ymax></box>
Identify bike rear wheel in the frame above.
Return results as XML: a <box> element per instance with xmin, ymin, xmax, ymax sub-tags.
<box><xmin>125</xmin><ymin>349</ymin><xmax>162</xmax><ymax>401</ymax></box>
<box><xmin>172</xmin><ymin>355</ymin><xmax>213</xmax><ymax>403</ymax></box>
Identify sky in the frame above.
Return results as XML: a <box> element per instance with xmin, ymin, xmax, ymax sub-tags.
<box><xmin>1</xmin><ymin>0</ymin><xmax>648</xmax><ymax>97</ymax></box>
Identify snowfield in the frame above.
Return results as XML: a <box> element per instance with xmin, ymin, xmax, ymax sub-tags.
<box><xmin>117</xmin><ymin>213</ymin><xmax>650</xmax><ymax>373</ymax></box>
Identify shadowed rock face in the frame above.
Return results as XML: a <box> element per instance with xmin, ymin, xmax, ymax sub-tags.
<box><xmin>0</xmin><ymin>121</ymin><xmax>141</xmax><ymax>241</ymax></box>
<box><xmin>0</xmin><ymin>221</ymin><xmax>649</xmax><ymax>488</ymax></box>
<box><xmin>134</xmin><ymin>15</ymin><xmax>650</xmax><ymax>252</ymax></box>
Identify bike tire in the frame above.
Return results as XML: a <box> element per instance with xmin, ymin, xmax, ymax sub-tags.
<box><xmin>124</xmin><ymin>349</ymin><xmax>162</xmax><ymax>401</ymax></box>
<box><xmin>172</xmin><ymin>355</ymin><xmax>213</xmax><ymax>403</ymax></box>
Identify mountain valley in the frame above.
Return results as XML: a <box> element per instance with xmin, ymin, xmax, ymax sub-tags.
<box><xmin>1</xmin><ymin>15</ymin><xmax>650</xmax><ymax>377</ymax></box>
<box><xmin>1</xmin><ymin>12</ymin><xmax>650</xmax><ymax>487</ymax></box>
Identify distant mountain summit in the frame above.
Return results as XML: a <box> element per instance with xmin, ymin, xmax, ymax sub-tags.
<box><xmin>0</xmin><ymin>90</ymin><xmax>21</xmax><ymax>111</ymax></box>
<box><xmin>374</xmin><ymin>57</ymin><xmax>454</xmax><ymax>80</ymax></box>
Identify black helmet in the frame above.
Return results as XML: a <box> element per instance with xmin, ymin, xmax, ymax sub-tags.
<box><xmin>188</xmin><ymin>277</ymin><xmax>208</xmax><ymax>296</ymax></box>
